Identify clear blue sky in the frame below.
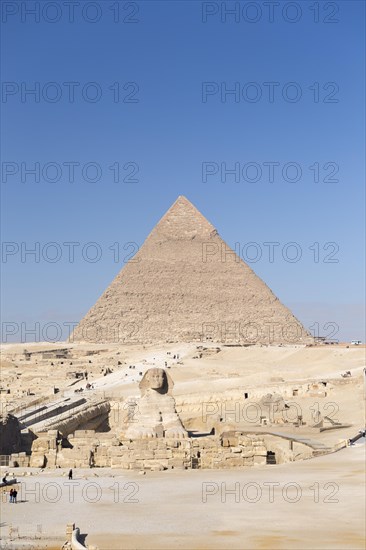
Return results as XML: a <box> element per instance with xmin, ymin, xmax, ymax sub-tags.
<box><xmin>1</xmin><ymin>0</ymin><xmax>365</xmax><ymax>343</ymax></box>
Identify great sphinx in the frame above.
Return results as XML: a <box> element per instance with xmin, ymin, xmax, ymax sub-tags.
<box><xmin>120</xmin><ymin>368</ymin><xmax>187</xmax><ymax>439</ymax></box>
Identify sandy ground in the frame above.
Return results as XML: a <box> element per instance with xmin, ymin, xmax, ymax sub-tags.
<box><xmin>1</xmin><ymin>342</ymin><xmax>365</xmax><ymax>549</ymax></box>
<box><xmin>1</xmin><ymin>342</ymin><xmax>365</xmax><ymax>401</ymax></box>
<box><xmin>1</xmin><ymin>443</ymin><xmax>365</xmax><ymax>550</ymax></box>
<box><xmin>2</xmin><ymin>342</ymin><xmax>365</xmax><ymax>447</ymax></box>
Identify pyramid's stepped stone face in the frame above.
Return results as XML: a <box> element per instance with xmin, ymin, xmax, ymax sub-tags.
<box><xmin>71</xmin><ymin>196</ymin><xmax>312</xmax><ymax>345</ymax></box>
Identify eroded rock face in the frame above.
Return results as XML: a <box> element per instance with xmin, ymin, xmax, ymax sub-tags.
<box><xmin>40</xmin><ymin>399</ymin><xmax>110</xmax><ymax>436</ymax></box>
<box><xmin>120</xmin><ymin>368</ymin><xmax>188</xmax><ymax>440</ymax></box>
<box><xmin>0</xmin><ymin>413</ymin><xmax>21</xmax><ymax>454</ymax></box>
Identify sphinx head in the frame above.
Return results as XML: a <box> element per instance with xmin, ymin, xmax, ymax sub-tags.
<box><xmin>139</xmin><ymin>368</ymin><xmax>173</xmax><ymax>396</ymax></box>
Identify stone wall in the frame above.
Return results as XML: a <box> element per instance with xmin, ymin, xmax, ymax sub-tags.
<box><xmin>9</xmin><ymin>452</ymin><xmax>30</xmax><ymax>468</ymax></box>
<box><xmin>28</xmin><ymin>429</ymin><xmax>315</xmax><ymax>470</ymax></box>
<box><xmin>197</xmin><ymin>433</ymin><xmax>267</xmax><ymax>468</ymax></box>
<box><xmin>105</xmin><ymin>438</ymin><xmax>192</xmax><ymax>471</ymax></box>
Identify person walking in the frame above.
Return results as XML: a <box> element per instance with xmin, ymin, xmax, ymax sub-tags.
<box><xmin>9</xmin><ymin>488</ymin><xmax>14</xmax><ymax>503</ymax></box>
<box><xmin>68</xmin><ymin>469</ymin><xmax>73</xmax><ymax>480</ymax></box>
<box><xmin>12</xmin><ymin>489</ymin><xmax>17</xmax><ymax>503</ymax></box>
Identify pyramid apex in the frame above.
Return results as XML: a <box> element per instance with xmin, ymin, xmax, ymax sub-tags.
<box><xmin>151</xmin><ymin>195</ymin><xmax>216</xmax><ymax>241</ymax></box>
<box><xmin>172</xmin><ymin>195</ymin><xmax>193</xmax><ymax>206</ymax></box>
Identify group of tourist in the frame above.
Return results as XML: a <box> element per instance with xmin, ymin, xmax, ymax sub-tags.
<box><xmin>9</xmin><ymin>488</ymin><xmax>18</xmax><ymax>503</ymax></box>
<box><xmin>3</xmin><ymin>474</ymin><xmax>18</xmax><ymax>503</ymax></box>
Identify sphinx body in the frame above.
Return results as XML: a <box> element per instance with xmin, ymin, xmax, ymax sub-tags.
<box><xmin>121</xmin><ymin>368</ymin><xmax>187</xmax><ymax>439</ymax></box>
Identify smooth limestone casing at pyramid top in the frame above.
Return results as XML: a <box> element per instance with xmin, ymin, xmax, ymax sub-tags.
<box><xmin>70</xmin><ymin>196</ymin><xmax>313</xmax><ymax>345</ymax></box>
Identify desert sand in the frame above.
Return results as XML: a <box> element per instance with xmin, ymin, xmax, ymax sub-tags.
<box><xmin>1</xmin><ymin>445</ymin><xmax>365</xmax><ymax>549</ymax></box>
<box><xmin>1</xmin><ymin>341</ymin><xmax>365</xmax><ymax>549</ymax></box>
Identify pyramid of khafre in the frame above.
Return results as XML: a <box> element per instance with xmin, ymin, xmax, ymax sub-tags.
<box><xmin>71</xmin><ymin>196</ymin><xmax>313</xmax><ymax>345</ymax></box>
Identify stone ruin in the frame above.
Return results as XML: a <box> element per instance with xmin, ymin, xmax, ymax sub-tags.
<box><xmin>120</xmin><ymin>367</ymin><xmax>188</xmax><ymax>440</ymax></box>
<box><xmin>17</xmin><ymin>368</ymin><xmax>318</xmax><ymax>471</ymax></box>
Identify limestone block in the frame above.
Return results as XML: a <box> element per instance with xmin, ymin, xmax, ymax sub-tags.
<box><xmin>224</xmin><ymin>457</ymin><xmax>244</xmax><ymax>467</ymax></box>
<box><xmin>241</xmin><ymin>450</ymin><xmax>254</xmax><ymax>458</ymax></box>
<box><xmin>71</xmin><ymin>447</ymin><xmax>89</xmax><ymax>459</ymax></box>
<box><xmin>166</xmin><ymin>440</ymin><xmax>180</xmax><ymax>448</ymax></box>
<box><xmin>59</xmin><ymin>449</ymin><xmax>74</xmax><ymax>458</ymax></box>
<box><xmin>231</xmin><ymin>447</ymin><xmax>242</xmax><ymax>453</ymax></box>
<box><xmin>238</xmin><ymin>438</ymin><xmax>252</xmax><ymax>447</ymax></box>
<box><xmin>145</xmin><ymin>459</ymin><xmax>168</xmax><ymax>469</ymax></box>
<box><xmin>113</xmin><ymin>461</ymin><xmax>133</xmax><ymax>470</ymax></box>
<box><xmin>172</xmin><ymin>451</ymin><xmax>190</xmax><ymax>459</ymax></box>
<box><xmin>199</xmin><ymin>439</ymin><xmax>218</xmax><ymax>449</ymax></box>
<box><xmin>74</xmin><ymin>430</ymin><xmax>95</xmax><ymax>437</ymax></box>
<box><xmin>179</xmin><ymin>440</ymin><xmax>191</xmax><ymax>451</ymax></box>
<box><xmin>201</xmin><ymin>457</ymin><xmax>213</xmax><ymax>468</ymax></box>
<box><xmin>200</xmin><ymin>449</ymin><xmax>214</xmax><ymax>457</ymax></box>
<box><xmin>17</xmin><ymin>457</ymin><xmax>30</xmax><ymax>467</ymax></box>
<box><xmin>95</xmin><ymin>458</ymin><xmax>110</xmax><ymax>467</ymax></box>
<box><xmin>154</xmin><ymin>450</ymin><xmax>173</xmax><ymax>459</ymax></box>
<box><xmin>46</xmin><ymin>450</ymin><xmax>57</xmax><ymax>467</ymax></box>
<box><xmin>254</xmin><ymin>449</ymin><xmax>267</xmax><ymax>457</ymax></box>
<box><xmin>113</xmin><ymin>462</ymin><xmax>130</xmax><ymax>470</ymax></box>
<box><xmin>132</xmin><ymin>440</ymin><xmax>149</xmax><ymax>449</ymax></box>
<box><xmin>72</xmin><ymin>437</ymin><xmax>100</xmax><ymax>447</ymax></box>
<box><xmin>30</xmin><ymin>454</ymin><xmax>46</xmax><ymax>468</ymax></box>
<box><xmin>134</xmin><ymin>452</ymin><xmax>154</xmax><ymax>460</ymax></box>
<box><xmin>109</xmin><ymin>447</ymin><xmax>125</xmax><ymax>457</ymax></box>
<box><xmin>150</xmin><ymin>464</ymin><xmax>165</xmax><ymax>471</ymax></box>
<box><xmin>253</xmin><ymin>455</ymin><xmax>266</xmax><ymax>466</ymax></box>
<box><xmin>168</xmin><ymin>458</ymin><xmax>185</xmax><ymax>469</ymax></box>
<box><xmin>57</xmin><ymin>459</ymin><xmax>75</xmax><ymax>468</ymax></box>
<box><xmin>110</xmin><ymin>451</ymin><xmax>134</xmax><ymax>462</ymax></box>
<box><xmin>222</xmin><ymin>437</ymin><xmax>238</xmax><ymax>447</ymax></box>
<box><xmin>66</xmin><ymin>523</ymin><xmax>75</xmax><ymax>541</ymax></box>
<box><xmin>74</xmin><ymin>459</ymin><xmax>89</xmax><ymax>468</ymax></box>
<box><xmin>97</xmin><ymin>447</ymin><xmax>108</xmax><ymax>456</ymax></box>
<box><xmin>221</xmin><ymin>449</ymin><xmax>232</xmax><ymax>457</ymax></box>
<box><xmin>119</xmin><ymin>442</ymin><xmax>133</xmax><ymax>449</ymax></box>
<box><xmin>32</xmin><ymin>439</ymin><xmax>50</xmax><ymax>453</ymax></box>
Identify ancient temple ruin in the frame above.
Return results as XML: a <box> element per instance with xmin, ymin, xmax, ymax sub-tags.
<box><xmin>7</xmin><ymin>367</ymin><xmax>340</xmax><ymax>472</ymax></box>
